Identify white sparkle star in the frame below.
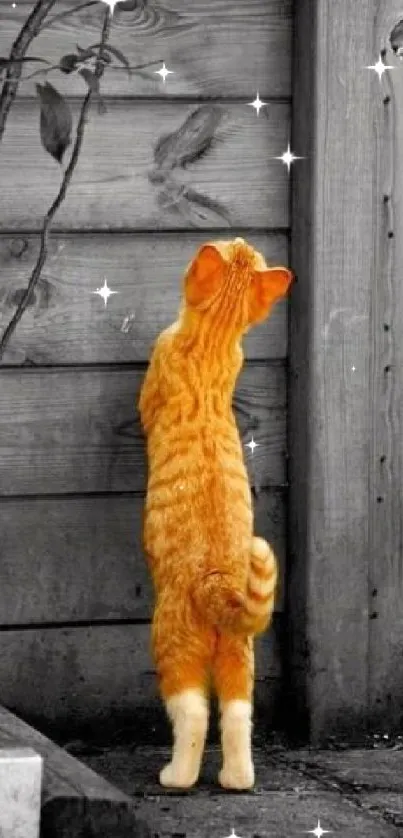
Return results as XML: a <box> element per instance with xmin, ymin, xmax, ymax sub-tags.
<box><xmin>246</xmin><ymin>436</ymin><xmax>259</xmax><ymax>454</ymax></box>
<box><xmin>155</xmin><ymin>62</ymin><xmax>174</xmax><ymax>83</ymax></box>
<box><xmin>92</xmin><ymin>279</ymin><xmax>118</xmax><ymax>308</ymax></box>
<box><xmin>366</xmin><ymin>54</ymin><xmax>395</xmax><ymax>80</ymax></box>
<box><xmin>100</xmin><ymin>0</ymin><xmax>121</xmax><ymax>14</ymax></box>
<box><xmin>306</xmin><ymin>819</ymin><xmax>331</xmax><ymax>837</ymax></box>
<box><xmin>275</xmin><ymin>142</ymin><xmax>304</xmax><ymax>172</ymax></box>
<box><xmin>223</xmin><ymin>830</ymin><xmax>243</xmax><ymax>838</ymax></box>
<box><xmin>248</xmin><ymin>91</ymin><xmax>267</xmax><ymax>116</ymax></box>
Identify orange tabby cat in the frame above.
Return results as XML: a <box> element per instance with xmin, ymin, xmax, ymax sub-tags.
<box><xmin>138</xmin><ymin>238</ymin><xmax>293</xmax><ymax>790</ymax></box>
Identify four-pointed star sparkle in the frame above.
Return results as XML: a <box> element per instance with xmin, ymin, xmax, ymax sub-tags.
<box><xmin>223</xmin><ymin>830</ymin><xmax>243</xmax><ymax>838</ymax></box>
<box><xmin>248</xmin><ymin>92</ymin><xmax>267</xmax><ymax>116</ymax></box>
<box><xmin>275</xmin><ymin>142</ymin><xmax>304</xmax><ymax>172</ymax></box>
<box><xmin>306</xmin><ymin>820</ymin><xmax>331</xmax><ymax>837</ymax></box>
<box><xmin>93</xmin><ymin>279</ymin><xmax>118</xmax><ymax>308</ymax></box>
<box><xmin>366</xmin><ymin>54</ymin><xmax>395</xmax><ymax>80</ymax></box>
<box><xmin>100</xmin><ymin>0</ymin><xmax>121</xmax><ymax>15</ymax></box>
<box><xmin>246</xmin><ymin>436</ymin><xmax>259</xmax><ymax>454</ymax></box>
<box><xmin>155</xmin><ymin>62</ymin><xmax>174</xmax><ymax>83</ymax></box>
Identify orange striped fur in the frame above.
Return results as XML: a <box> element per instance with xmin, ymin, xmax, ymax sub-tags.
<box><xmin>138</xmin><ymin>238</ymin><xmax>292</xmax><ymax>789</ymax></box>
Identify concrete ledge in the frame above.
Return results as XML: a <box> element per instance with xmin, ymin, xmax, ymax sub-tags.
<box><xmin>0</xmin><ymin>706</ymin><xmax>151</xmax><ymax>838</ymax></box>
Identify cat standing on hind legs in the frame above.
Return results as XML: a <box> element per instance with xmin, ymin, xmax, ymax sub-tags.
<box><xmin>138</xmin><ymin>237</ymin><xmax>293</xmax><ymax>790</ymax></box>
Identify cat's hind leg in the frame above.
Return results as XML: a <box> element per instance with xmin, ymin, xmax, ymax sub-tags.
<box><xmin>211</xmin><ymin>632</ymin><xmax>255</xmax><ymax>790</ymax></box>
<box><xmin>152</xmin><ymin>609</ymin><xmax>213</xmax><ymax>789</ymax></box>
<box><xmin>159</xmin><ymin>688</ymin><xmax>209</xmax><ymax>789</ymax></box>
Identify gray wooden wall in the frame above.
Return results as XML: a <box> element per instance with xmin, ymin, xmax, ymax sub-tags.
<box><xmin>0</xmin><ymin>0</ymin><xmax>292</xmax><ymax>734</ymax></box>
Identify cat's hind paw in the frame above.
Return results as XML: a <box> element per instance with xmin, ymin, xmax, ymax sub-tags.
<box><xmin>218</xmin><ymin>762</ymin><xmax>255</xmax><ymax>790</ymax></box>
<box><xmin>159</xmin><ymin>762</ymin><xmax>198</xmax><ymax>789</ymax></box>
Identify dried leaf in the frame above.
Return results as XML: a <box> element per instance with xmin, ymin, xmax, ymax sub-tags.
<box><xmin>390</xmin><ymin>19</ymin><xmax>403</xmax><ymax>55</ymax></box>
<box><xmin>76</xmin><ymin>43</ymin><xmax>96</xmax><ymax>60</ymax></box>
<box><xmin>59</xmin><ymin>53</ymin><xmax>79</xmax><ymax>74</ymax></box>
<box><xmin>153</xmin><ymin>105</ymin><xmax>223</xmax><ymax>170</ymax></box>
<box><xmin>78</xmin><ymin>68</ymin><xmax>100</xmax><ymax>93</ymax></box>
<box><xmin>36</xmin><ymin>82</ymin><xmax>72</xmax><ymax>164</ymax></box>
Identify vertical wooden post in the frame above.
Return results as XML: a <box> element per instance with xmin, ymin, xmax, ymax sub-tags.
<box><xmin>287</xmin><ymin>0</ymin><xmax>376</xmax><ymax>743</ymax></box>
<box><xmin>367</xmin><ymin>1</ymin><xmax>403</xmax><ymax>732</ymax></box>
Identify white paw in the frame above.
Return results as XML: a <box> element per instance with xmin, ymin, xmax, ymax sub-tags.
<box><xmin>218</xmin><ymin>762</ymin><xmax>255</xmax><ymax>790</ymax></box>
<box><xmin>159</xmin><ymin>762</ymin><xmax>198</xmax><ymax>789</ymax></box>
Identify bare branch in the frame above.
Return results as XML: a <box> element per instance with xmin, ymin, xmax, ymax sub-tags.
<box><xmin>0</xmin><ymin>7</ymin><xmax>112</xmax><ymax>361</ymax></box>
<box><xmin>0</xmin><ymin>0</ymin><xmax>57</xmax><ymax>143</ymax></box>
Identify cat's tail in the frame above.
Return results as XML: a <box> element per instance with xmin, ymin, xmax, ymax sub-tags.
<box><xmin>191</xmin><ymin>537</ymin><xmax>277</xmax><ymax>636</ymax></box>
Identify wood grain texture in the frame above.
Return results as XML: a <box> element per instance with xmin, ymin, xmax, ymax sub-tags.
<box><xmin>0</xmin><ymin>0</ymin><xmax>292</xmax><ymax>98</ymax></box>
<box><xmin>0</xmin><ymin>365</ymin><xmax>286</xmax><ymax>495</ymax></box>
<box><xmin>0</xmin><ymin>101</ymin><xmax>289</xmax><ymax>230</ymax></box>
<box><xmin>0</xmin><ymin>489</ymin><xmax>286</xmax><ymax>624</ymax></box>
<box><xmin>366</xmin><ymin>4</ymin><xmax>403</xmax><ymax>730</ymax></box>
<box><xmin>0</xmin><ymin>232</ymin><xmax>289</xmax><ymax>365</ymax></box>
<box><xmin>288</xmin><ymin>0</ymin><xmax>375</xmax><ymax>743</ymax></box>
<box><xmin>0</xmin><ymin>621</ymin><xmax>282</xmax><ymax>732</ymax></box>
<box><xmin>0</xmin><ymin>705</ymin><xmax>151</xmax><ymax>838</ymax></box>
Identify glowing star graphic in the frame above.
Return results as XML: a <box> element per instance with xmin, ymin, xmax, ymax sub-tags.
<box><xmin>275</xmin><ymin>142</ymin><xmax>304</xmax><ymax>172</ymax></box>
<box><xmin>100</xmin><ymin>0</ymin><xmax>121</xmax><ymax>14</ymax></box>
<box><xmin>247</xmin><ymin>91</ymin><xmax>267</xmax><ymax>116</ymax></box>
<box><xmin>92</xmin><ymin>279</ymin><xmax>118</xmax><ymax>308</ymax></box>
<box><xmin>306</xmin><ymin>820</ymin><xmax>331</xmax><ymax>837</ymax></box>
<box><xmin>245</xmin><ymin>436</ymin><xmax>259</xmax><ymax>455</ymax></box>
<box><xmin>155</xmin><ymin>62</ymin><xmax>174</xmax><ymax>83</ymax></box>
<box><xmin>223</xmin><ymin>830</ymin><xmax>243</xmax><ymax>838</ymax></box>
<box><xmin>366</xmin><ymin>54</ymin><xmax>395</xmax><ymax>80</ymax></box>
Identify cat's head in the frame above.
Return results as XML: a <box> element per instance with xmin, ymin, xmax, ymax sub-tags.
<box><xmin>183</xmin><ymin>238</ymin><xmax>293</xmax><ymax>330</ymax></box>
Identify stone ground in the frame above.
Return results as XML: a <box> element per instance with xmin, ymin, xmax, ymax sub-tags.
<box><xmin>65</xmin><ymin>729</ymin><xmax>403</xmax><ymax>837</ymax></box>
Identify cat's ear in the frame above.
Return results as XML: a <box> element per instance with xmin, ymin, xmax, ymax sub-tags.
<box><xmin>250</xmin><ymin>266</ymin><xmax>293</xmax><ymax>322</ymax></box>
<box><xmin>185</xmin><ymin>244</ymin><xmax>225</xmax><ymax>308</ymax></box>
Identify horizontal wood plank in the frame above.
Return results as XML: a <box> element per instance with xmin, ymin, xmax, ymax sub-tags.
<box><xmin>0</xmin><ymin>489</ymin><xmax>286</xmax><ymax>625</ymax></box>
<box><xmin>0</xmin><ymin>620</ymin><xmax>282</xmax><ymax>733</ymax></box>
<box><xmin>0</xmin><ymin>232</ymin><xmax>289</xmax><ymax>365</ymax></box>
<box><xmin>0</xmin><ymin>0</ymin><xmax>292</xmax><ymax>98</ymax></box>
<box><xmin>0</xmin><ymin>101</ymin><xmax>289</xmax><ymax>230</ymax></box>
<box><xmin>0</xmin><ymin>365</ymin><xmax>286</xmax><ymax>495</ymax></box>
<box><xmin>0</xmin><ymin>705</ymin><xmax>151</xmax><ymax>838</ymax></box>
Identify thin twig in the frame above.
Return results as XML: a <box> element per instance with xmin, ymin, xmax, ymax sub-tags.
<box><xmin>20</xmin><ymin>58</ymin><xmax>164</xmax><ymax>83</ymax></box>
<box><xmin>0</xmin><ymin>8</ymin><xmax>112</xmax><ymax>361</ymax></box>
<box><xmin>0</xmin><ymin>0</ymin><xmax>57</xmax><ymax>142</ymax></box>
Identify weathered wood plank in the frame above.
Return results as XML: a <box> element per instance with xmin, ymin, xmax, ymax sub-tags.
<box><xmin>0</xmin><ymin>489</ymin><xmax>286</xmax><ymax>624</ymax></box>
<box><xmin>0</xmin><ymin>101</ymin><xmax>289</xmax><ymax>230</ymax></box>
<box><xmin>0</xmin><ymin>0</ymin><xmax>292</xmax><ymax>98</ymax></box>
<box><xmin>0</xmin><ymin>232</ymin><xmax>289</xmax><ymax>365</ymax></box>
<box><xmin>0</xmin><ymin>705</ymin><xmax>151</xmax><ymax>838</ymax></box>
<box><xmin>367</xmin><ymin>5</ymin><xmax>403</xmax><ymax>730</ymax></box>
<box><xmin>0</xmin><ymin>621</ymin><xmax>282</xmax><ymax>733</ymax></box>
<box><xmin>0</xmin><ymin>365</ymin><xmax>286</xmax><ymax>495</ymax></box>
<box><xmin>288</xmin><ymin>0</ymin><xmax>375</xmax><ymax>743</ymax></box>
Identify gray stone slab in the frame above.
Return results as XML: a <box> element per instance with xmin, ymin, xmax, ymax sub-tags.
<box><xmin>79</xmin><ymin>746</ymin><xmax>403</xmax><ymax>837</ymax></box>
<box><xmin>282</xmin><ymin>748</ymin><xmax>403</xmax><ymax>791</ymax></box>
<box><xmin>80</xmin><ymin>745</ymin><xmax>319</xmax><ymax>797</ymax></box>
